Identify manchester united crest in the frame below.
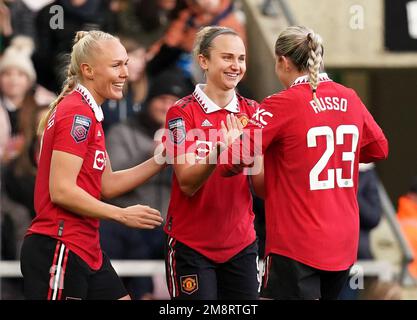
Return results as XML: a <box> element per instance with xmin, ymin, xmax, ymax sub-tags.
<box><xmin>237</xmin><ymin>113</ymin><xmax>249</xmax><ymax>128</ymax></box>
<box><xmin>180</xmin><ymin>274</ymin><xmax>198</xmax><ymax>295</ymax></box>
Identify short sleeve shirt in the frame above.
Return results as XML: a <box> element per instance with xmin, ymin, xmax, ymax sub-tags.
<box><xmin>245</xmin><ymin>73</ymin><xmax>388</xmax><ymax>270</ymax></box>
<box><xmin>164</xmin><ymin>84</ymin><xmax>258</xmax><ymax>263</ymax></box>
<box><xmin>28</xmin><ymin>84</ymin><xmax>106</xmax><ymax>270</ymax></box>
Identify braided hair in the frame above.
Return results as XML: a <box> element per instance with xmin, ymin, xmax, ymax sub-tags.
<box><xmin>274</xmin><ymin>26</ymin><xmax>324</xmax><ymax>105</ymax></box>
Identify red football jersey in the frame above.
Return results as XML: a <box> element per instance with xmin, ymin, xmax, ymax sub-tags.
<box><xmin>247</xmin><ymin>73</ymin><xmax>388</xmax><ymax>271</ymax></box>
<box><xmin>164</xmin><ymin>84</ymin><xmax>258</xmax><ymax>263</ymax></box>
<box><xmin>28</xmin><ymin>84</ymin><xmax>106</xmax><ymax>270</ymax></box>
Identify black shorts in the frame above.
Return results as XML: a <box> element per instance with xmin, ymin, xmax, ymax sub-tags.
<box><xmin>20</xmin><ymin>234</ymin><xmax>128</xmax><ymax>300</ymax></box>
<box><xmin>165</xmin><ymin>235</ymin><xmax>260</xmax><ymax>300</ymax></box>
<box><xmin>261</xmin><ymin>254</ymin><xmax>351</xmax><ymax>300</ymax></box>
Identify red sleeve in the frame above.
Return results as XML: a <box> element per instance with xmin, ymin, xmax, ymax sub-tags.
<box><xmin>359</xmin><ymin>102</ymin><xmax>389</xmax><ymax>163</ymax></box>
<box><xmin>256</xmin><ymin>95</ymin><xmax>287</xmax><ymax>153</ymax></box>
<box><xmin>360</xmin><ymin>139</ymin><xmax>389</xmax><ymax>163</ymax></box>
<box><xmin>53</xmin><ymin>104</ymin><xmax>94</xmax><ymax>159</ymax></box>
<box><xmin>240</xmin><ymin>93</ymin><xmax>289</xmax><ymax>159</ymax></box>
<box><xmin>164</xmin><ymin>105</ymin><xmax>195</xmax><ymax>162</ymax></box>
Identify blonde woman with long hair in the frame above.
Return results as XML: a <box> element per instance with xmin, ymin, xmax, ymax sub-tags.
<box><xmin>20</xmin><ymin>31</ymin><xmax>165</xmax><ymax>300</ymax></box>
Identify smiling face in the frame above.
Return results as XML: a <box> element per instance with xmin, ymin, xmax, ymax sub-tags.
<box><xmin>85</xmin><ymin>39</ymin><xmax>129</xmax><ymax>104</ymax></box>
<box><xmin>199</xmin><ymin>34</ymin><xmax>246</xmax><ymax>92</ymax></box>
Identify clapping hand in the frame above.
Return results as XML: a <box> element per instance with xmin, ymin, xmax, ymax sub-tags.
<box><xmin>215</xmin><ymin>114</ymin><xmax>244</xmax><ymax>153</ymax></box>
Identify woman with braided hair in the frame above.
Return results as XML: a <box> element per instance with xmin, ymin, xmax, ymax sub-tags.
<box><xmin>223</xmin><ymin>26</ymin><xmax>388</xmax><ymax>299</ymax></box>
<box><xmin>20</xmin><ymin>30</ymin><xmax>165</xmax><ymax>300</ymax></box>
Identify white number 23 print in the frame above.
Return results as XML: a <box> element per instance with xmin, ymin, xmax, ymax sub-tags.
<box><xmin>307</xmin><ymin>125</ymin><xmax>359</xmax><ymax>190</ymax></box>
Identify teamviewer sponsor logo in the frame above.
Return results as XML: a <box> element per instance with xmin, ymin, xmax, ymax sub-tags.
<box><xmin>93</xmin><ymin>150</ymin><xmax>106</xmax><ymax>170</ymax></box>
<box><xmin>195</xmin><ymin>140</ymin><xmax>213</xmax><ymax>160</ymax></box>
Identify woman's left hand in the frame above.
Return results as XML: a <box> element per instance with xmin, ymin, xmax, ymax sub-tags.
<box><xmin>219</xmin><ymin>113</ymin><xmax>244</xmax><ymax>151</ymax></box>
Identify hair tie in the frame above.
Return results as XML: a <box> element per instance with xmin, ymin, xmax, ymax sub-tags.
<box><xmin>312</xmin><ymin>88</ymin><xmax>317</xmax><ymax>93</ymax></box>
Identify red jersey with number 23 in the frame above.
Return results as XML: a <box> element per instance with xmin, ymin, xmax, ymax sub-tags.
<box><xmin>249</xmin><ymin>73</ymin><xmax>388</xmax><ymax>271</ymax></box>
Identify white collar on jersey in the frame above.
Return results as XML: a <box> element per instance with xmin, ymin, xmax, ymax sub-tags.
<box><xmin>74</xmin><ymin>83</ymin><xmax>104</xmax><ymax>122</ymax></box>
<box><xmin>290</xmin><ymin>72</ymin><xmax>331</xmax><ymax>87</ymax></box>
<box><xmin>193</xmin><ymin>84</ymin><xmax>240</xmax><ymax>114</ymax></box>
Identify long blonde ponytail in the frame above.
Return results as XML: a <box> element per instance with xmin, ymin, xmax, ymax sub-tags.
<box><xmin>37</xmin><ymin>68</ymin><xmax>77</xmax><ymax>134</ymax></box>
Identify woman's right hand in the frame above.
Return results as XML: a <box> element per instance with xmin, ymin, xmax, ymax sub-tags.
<box><xmin>119</xmin><ymin>205</ymin><xmax>163</xmax><ymax>229</ymax></box>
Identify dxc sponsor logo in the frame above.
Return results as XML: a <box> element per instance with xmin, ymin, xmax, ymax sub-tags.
<box><xmin>252</xmin><ymin>108</ymin><xmax>273</xmax><ymax>126</ymax></box>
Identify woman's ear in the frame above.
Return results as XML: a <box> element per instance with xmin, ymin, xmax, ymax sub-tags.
<box><xmin>197</xmin><ymin>54</ymin><xmax>209</xmax><ymax>72</ymax></box>
<box><xmin>275</xmin><ymin>55</ymin><xmax>286</xmax><ymax>72</ymax></box>
<box><xmin>80</xmin><ymin>63</ymin><xmax>94</xmax><ymax>80</ymax></box>
<box><xmin>280</xmin><ymin>56</ymin><xmax>291</xmax><ymax>72</ymax></box>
